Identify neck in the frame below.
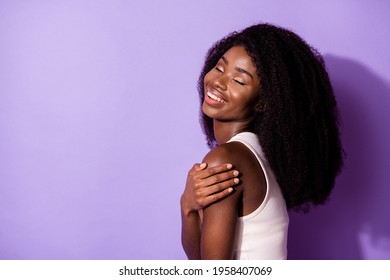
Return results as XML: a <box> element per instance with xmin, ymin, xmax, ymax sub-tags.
<box><xmin>213</xmin><ymin>119</ymin><xmax>252</xmax><ymax>145</ymax></box>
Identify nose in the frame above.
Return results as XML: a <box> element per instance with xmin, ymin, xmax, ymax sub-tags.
<box><xmin>212</xmin><ymin>74</ymin><xmax>228</xmax><ymax>91</ymax></box>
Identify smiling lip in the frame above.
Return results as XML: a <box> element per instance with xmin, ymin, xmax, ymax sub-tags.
<box><xmin>205</xmin><ymin>87</ymin><xmax>227</xmax><ymax>104</ymax></box>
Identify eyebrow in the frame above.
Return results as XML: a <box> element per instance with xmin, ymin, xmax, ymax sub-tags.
<box><xmin>221</xmin><ymin>56</ymin><xmax>254</xmax><ymax>80</ymax></box>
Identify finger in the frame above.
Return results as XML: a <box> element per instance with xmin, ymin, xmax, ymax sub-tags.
<box><xmin>200</xmin><ymin>186</ymin><xmax>235</xmax><ymax>207</ymax></box>
<box><xmin>197</xmin><ymin>169</ymin><xmax>240</xmax><ymax>188</ymax></box>
<box><xmin>199</xmin><ymin>162</ymin><xmax>207</xmax><ymax>170</ymax></box>
<box><xmin>189</xmin><ymin>162</ymin><xmax>208</xmax><ymax>175</ymax></box>
<box><xmin>201</xmin><ymin>178</ymin><xmax>240</xmax><ymax>197</ymax></box>
<box><xmin>197</xmin><ymin>163</ymin><xmax>235</xmax><ymax>179</ymax></box>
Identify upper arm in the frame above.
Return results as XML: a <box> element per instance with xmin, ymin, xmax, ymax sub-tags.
<box><xmin>200</xmin><ymin>144</ymin><xmax>242</xmax><ymax>259</ymax></box>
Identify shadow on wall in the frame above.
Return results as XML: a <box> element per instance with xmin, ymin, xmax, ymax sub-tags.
<box><xmin>287</xmin><ymin>54</ymin><xmax>390</xmax><ymax>260</ymax></box>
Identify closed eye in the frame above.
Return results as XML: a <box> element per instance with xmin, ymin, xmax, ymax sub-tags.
<box><xmin>234</xmin><ymin>78</ymin><xmax>245</xmax><ymax>85</ymax></box>
<box><xmin>215</xmin><ymin>65</ymin><xmax>224</xmax><ymax>73</ymax></box>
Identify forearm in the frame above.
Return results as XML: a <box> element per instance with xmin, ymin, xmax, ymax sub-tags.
<box><xmin>181</xmin><ymin>203</ymin><xmax>202</xmax><ymax>260</ymax></box>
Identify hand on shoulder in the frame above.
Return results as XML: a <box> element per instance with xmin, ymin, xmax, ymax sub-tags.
<box><xmin>180</xmin><ymin>161</ymin><xmax>240</xmax><ymax>216</ymax></box>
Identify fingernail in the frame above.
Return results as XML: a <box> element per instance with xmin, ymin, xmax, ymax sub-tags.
<box><xmin>200</xmin><ymin>163</ymin><xmax>207</xmax><ymax>168</ymax></box>
<box><xmin>234</xmin><ymin>178</ymin><xmax>239</xmax><ymax>184</ymax></box>
<box><xmin>233</xmin><ymin>170</ymin><xmax>239</xmax><ymax>176</ymax></box>
<box><xmin>227</xmin><ymin>188</ymin><xmax>233</xmax><ymax>193</ymax></box>
<box><xmin>226</xmin><ymin>164</ymin><xmax>233</xmax><ymax>169</ymax></box>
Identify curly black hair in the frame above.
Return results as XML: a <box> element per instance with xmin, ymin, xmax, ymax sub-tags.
<box><xmin>198</xmin><ymin>23</ymin><xmax>344</xmax><ymax>212</ymax></box>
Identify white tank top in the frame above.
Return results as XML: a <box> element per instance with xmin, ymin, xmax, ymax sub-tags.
<box><xmin>228</xmin><ymin>132</ymin><xmax>289</xmax><ymax>260</ymax></box>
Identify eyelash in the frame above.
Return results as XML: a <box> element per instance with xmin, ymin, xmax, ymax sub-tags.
<box><xmin>214</xmin><ymin>66</ymin><xmax>245</xmax><ymax>86</ymax></box>
<box><xmin>215</xmin><ymin>66</ymin><xmax>223</xmax><ymax>72</ymax></box>
<box><xmin>234</xmin><ymin>79</ymin><xmax>245</xmax><ymax>85</ymax></box>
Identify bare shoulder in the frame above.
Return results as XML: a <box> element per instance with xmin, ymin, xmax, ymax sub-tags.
<box><xmin>203</xmin><ymin>140</ymin><xmax>267</xmax><ymax>216</ymax></box>
<box><xmin>202</xmin><ymin>141</ymin><xmax>250</xmax><ymax>167</ymax></box>
<box><xmin>201</xmin><ymin>142</ymin><xmax>247</xmax><ymax>202</ymax></box>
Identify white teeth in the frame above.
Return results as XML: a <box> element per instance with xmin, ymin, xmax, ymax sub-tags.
<box><xmin>207</xmin><ymin>91</ymin><xmax>227</xmax><ymax>103</ymax></box>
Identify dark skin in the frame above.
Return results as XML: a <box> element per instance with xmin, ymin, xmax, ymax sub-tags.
<box><xmin>180</xmin><ymin>162</ymin><xmax>239</xmax><ymax>259</ymax></box>
<box><xmin>181</xmin><ymin>162</ymin><xmax>239</xmax><ymax>212</ymax></box>
<box><xmin>181</xmin><ymin>46</ymin><xmax>267</xmax><ymax>259</ymax></box>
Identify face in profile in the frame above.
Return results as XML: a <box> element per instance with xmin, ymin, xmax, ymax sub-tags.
<box><xmin>202</xmin><ymin>45</ymin><xmax>261</xmax><ymax>123</ymax></box>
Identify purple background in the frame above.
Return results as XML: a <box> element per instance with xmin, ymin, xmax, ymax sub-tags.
<box><xmin>1</xmin><ymin>1</ymin><xmax>389</xmax><ymax>259</ymax></box>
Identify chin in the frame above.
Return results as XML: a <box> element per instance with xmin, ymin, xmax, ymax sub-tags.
<box><xmin>202</xmin><ymin>104</ymin><xmax>217</xmax><ymax>120</ymax></box>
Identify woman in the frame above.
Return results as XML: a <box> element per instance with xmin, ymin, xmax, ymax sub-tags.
<box><xmin>181</xmin><ymin>23</ymin><xmax>344</xmax><ymax>260</ymax></box>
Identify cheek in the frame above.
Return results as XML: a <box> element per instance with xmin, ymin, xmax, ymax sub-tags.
<box><xmin>232</xmin><ymin>90</ymin><xmax>259</xmax><ymax>109</ymax></box>
<box><xmin>203</xmin><ymin>71</ymin><xmax>213</xmax><ymax>86</ymax></box>
<box><xmin>247</xmin><ymin>93</ymin><xmax>259</xmax><ymax>109</ymax></box>
<box><xmin>230</xmin><ymin>93</ymin><xmax>259</xmax><ymax>118</ymax></box>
